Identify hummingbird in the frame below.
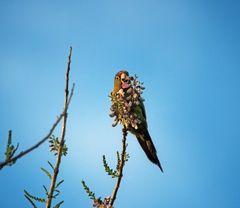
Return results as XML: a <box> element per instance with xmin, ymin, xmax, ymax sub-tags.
<box><xmin>111</xmin><ymin>70</ymin><xmax>163</xmax><ymax>172</ymax></box>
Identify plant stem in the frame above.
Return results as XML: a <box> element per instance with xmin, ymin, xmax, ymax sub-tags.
<box><xmin>109</xmin><ymin>126</ymin><xmax>128</xmax><ymax>207</ymax></box>
<box><xmin>45</xmin><ymin>46</ymin><xmax>72</xmax><ymax>208</ymax></box>
<box><xmin>0</xmin><ymin>81</ymin><xmax>74</xmax><ymax>171</ymax></box>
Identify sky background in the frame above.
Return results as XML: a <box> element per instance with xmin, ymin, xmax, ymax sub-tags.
<box><xmin>0</xmin><ymin>0</ymin><xmax>240</xmax><ymax>207</ymax></box>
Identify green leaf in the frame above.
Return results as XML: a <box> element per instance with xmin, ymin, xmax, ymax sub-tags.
<box><xmin>10</xmin><ymin>143</ymin><xmax>19</xmax><ymax>158</ymax></box>
<box><xmin>81</xmin><ymin>180</ymin><xmax>96</xmax><ymax>201</ymax></box>
<box><xmin>124</xmin><ymin>152</ymin><xmax>130</xmax><ymax>162</ymax></box>
<box><xmin>24</xmin><ymin>194</ymin><xmax>37</xmax><ymax>208</ymax></box>
<box><xmin>55</xmin><ymin>179</ymin><xmax>64</xmax><ymax>189</ymax></box>
<box><xmin>62</xmin><ymin>144</ymin><xmax>68</xmax><ymax>156</ymax></box>
<box><xmin>48</xmin><ymin>161</ymin><xmax>54</xmax><ymax>170</ymax></box>
<box><xmin>49</xmin><ymin>135</ymin><xmax>59</xmax><ymax>153</ymax></box>
<box><xmin>41</xmin><ymin>167</ymin><xmax>52</xmax><ymax>179</ymax></box>
<box><xmin>53</xmin><ymin>200</ymin><xmax>64</xmax><ymax>208</ymax></box>
<box><xmin>4</xmin><ymin>130</ymin><xmax>19</xmax><ymax>166</ymax></box>
<box><xmin>48</xmin><ymin>135</ymin><xmax>68</xmax><ymax>156</ymax></box>
<box><xmin>53</xmin><ymin>189</ymin><xmax>60</xmax><ymax>198</ymax></box>
<box><xmin>43</xmin><ymin>185</ymin><xmax>48</xmax><ymax>196</ymax></box>
<box><xmin>24</xmin><ymin>190</ymin><xmax>46</xmax><ymax>203</ymax></box>
<box><xmin>102</xmin><ymin>155</ymin><xmax>118</xmax><ymax>178</ymax></box>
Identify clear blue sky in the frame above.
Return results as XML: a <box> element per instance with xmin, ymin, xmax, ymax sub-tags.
<box><xmin>0</xmin><ymin>1</ymin><xmax>240</xmax><ymax>207</ymax></box>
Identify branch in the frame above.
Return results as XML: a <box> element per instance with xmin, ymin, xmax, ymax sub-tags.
<box><xmin>82</xmin><ymin>124</ymin><xmax>129</xmax><ymax>207</ymax></box>
<box><xmin>45</xmin><ymin>46</ymin><xmax>72</xmax><ymax>208</ymax></box>
<box><xmin>109</xmin><ymin>126</ymin><xmax>128</xmax><ymax>207</ymax></box>
<box><xmin>0</xmin><ymin>85</ymin><xmax>74</xmax><ymax>170</ymax></box>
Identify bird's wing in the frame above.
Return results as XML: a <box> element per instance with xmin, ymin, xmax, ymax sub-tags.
<box><xmin>140</xmin><ymin>99</ymin><xmax>147</xmax><ymax>120</ymax></box>
<box><xmin>133</xmin><ymin>100</ymin><xmax>148</xmax><ymax>129</ymax></box>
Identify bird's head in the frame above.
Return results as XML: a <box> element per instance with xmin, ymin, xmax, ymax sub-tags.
<box><xmin>113</xmin><ymin>70</ymin><xmax>131</xmax><ymax>93</ymax></box>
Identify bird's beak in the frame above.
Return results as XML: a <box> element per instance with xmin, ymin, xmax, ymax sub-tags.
<box><xmin>121</xmin><ymin>73</ymin><xmax>131</xmax><ymax>89</ymax></box>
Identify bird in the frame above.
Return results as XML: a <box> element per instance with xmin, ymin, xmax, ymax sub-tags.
<box><xmin>111</xmin><ymin>70</ymin><xmax>163</xmax><ymax>172</ymax></box>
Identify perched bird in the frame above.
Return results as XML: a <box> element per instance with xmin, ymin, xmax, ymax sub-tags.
<box><xmin>111</xmin><ymin>70</ymin><xmax>163</xmax><ymax>172</ymax></box>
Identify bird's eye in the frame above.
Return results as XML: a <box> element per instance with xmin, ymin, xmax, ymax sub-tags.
<box><xmin>116</xmin><ymin>76</ymin><xmax>119</xmax><ymax>80</ymax></box>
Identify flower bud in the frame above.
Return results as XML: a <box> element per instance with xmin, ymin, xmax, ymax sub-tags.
<box><xmin>126</xmin><ymin>95</ymin><xmax>132</xmax><ymax>101</ymax></box>
<box><xmin>135</xmin><ymin>100</ymin><xmax>140</xmax><ymax>105</ymax></box>
<box><xmin>133</xmin><ymin>93</ymin><xmax>138</xmax><ymax>99</ymax></box>
<box><xmin>112</xmin><ymin>120</ymin><xmax>119</xmax><ymax>127</ymax></box>
<box><xmin>126</xmin><ymin>87</ymin><xmax>132</xmax><ymax>94</ymax></box>
<box><xmin>109</xmin><ymin>112</ymin><xmax>115</xmax><ymax>117</ymax></box>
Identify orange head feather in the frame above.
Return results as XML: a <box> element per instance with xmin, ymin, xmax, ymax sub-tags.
<box><xmin>113</xmin><ymin>70</ymin><xmax>129</xmax><ymax>93</ymax></box>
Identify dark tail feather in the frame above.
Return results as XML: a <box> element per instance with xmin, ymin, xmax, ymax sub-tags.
<box><xmin>136</xmin><ymin>131</ymin><xmax>163</xmax><ymax>172</ymax></box>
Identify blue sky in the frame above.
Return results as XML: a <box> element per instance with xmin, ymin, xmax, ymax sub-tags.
<box><xmin>0</xmin><ymin>0</ymin><xmax>240</xmax><ymax>207</ymax></box>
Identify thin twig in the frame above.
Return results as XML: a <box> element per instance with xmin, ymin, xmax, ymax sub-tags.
<box><xmin>45</xmin><ymin>46</ymin><xmax>72</xmax><ymax>208</ymax></box>
<box><xmin>0</xmin><ymin>85</ymin><xmax>74</xmax><ymax>170</ymax></box>
<box><xmin>109</xmin><ymin>126</ymin><xmax>128</xmax><ymax>207</ymax></box>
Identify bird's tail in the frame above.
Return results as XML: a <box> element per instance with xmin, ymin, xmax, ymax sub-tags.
<box><xmin>136</xmin><ymin>130</ymin><xmax>163</xmax><ymax>172</ymax></box>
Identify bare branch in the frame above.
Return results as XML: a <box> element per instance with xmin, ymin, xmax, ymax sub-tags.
<box><xmin>109</xmin><ymin>127</ymin><xmax>128</xmax><ymax>207</ymax></box>
<box><xmin>45</xmin><ymin>46</ymin><xmax>72</xmax><ymax>208</ymax></box>
<box><xmin>0</xmin><ymin>48</ymin><xmax>74</xmax><ymax>171</ymax></box>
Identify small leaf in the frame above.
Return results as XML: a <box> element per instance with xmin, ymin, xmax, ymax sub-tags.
<box><xmin>4</xmin><ymin>130</ymin><xmax>19</xmax><ymax>166</ymax></box>
<box><xmin>62</xmin><ymin>144</ymin><xmax>68</xmax><ymax>156</ymax></box>
<box><xmin>24</xmin><ymin>194</ymin><xmax>37</xmax><ymax>208</ymax></box>
<box><xmin>53</xmin><ymin>200</ymin><xmax>64</xmax><ymax>208</ymax></box>
<box><xmin>124</xmin><ymin>153</ymin><xmax>130</xmax><ymax>162</ymax></box>
<box><xmin>48</xmin><ymin>161</ymin><xmax>54</xmax><ymax>170</ymax></box>
<box><xmin>81</xmin><ymin>180</ymin><xmax>96</xmax><ymax>201</ymax></box>
<box><xmin>102</xmin><ymin>155</ymin><xmax>118</xmax><ymax>178</ymax></box>
<box><xmin>10</xmin><ymin>143</ymin><xmax>19</xmax><ymax>158</ymax></box>
<box><xmin>53</xmin><ymin>189</ymin><xmax>60</xmax><ymax>198</ymax></box>
<box><xmin>41</xmin><ymin>167</ymin><xmax>52</xmax><ymax>179</ymax></box>
<box><xmin>43</xmin><ymin>185</ymin><xmax>48</xmax><ymax>196</ymax></box>
<box><xmin>48</xmin><ymin>135</ymin><xmax>68</xmax><ymax>156</ymax></box>
<box><xmin>24</xmin><ymin>190</ymin><xmax>46</xmax><ymax>203</ymax></box>
<box><xmin>55</xmin><ymin>180</ymin><xmax>64</xmax><ymax>189</ymax></box>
